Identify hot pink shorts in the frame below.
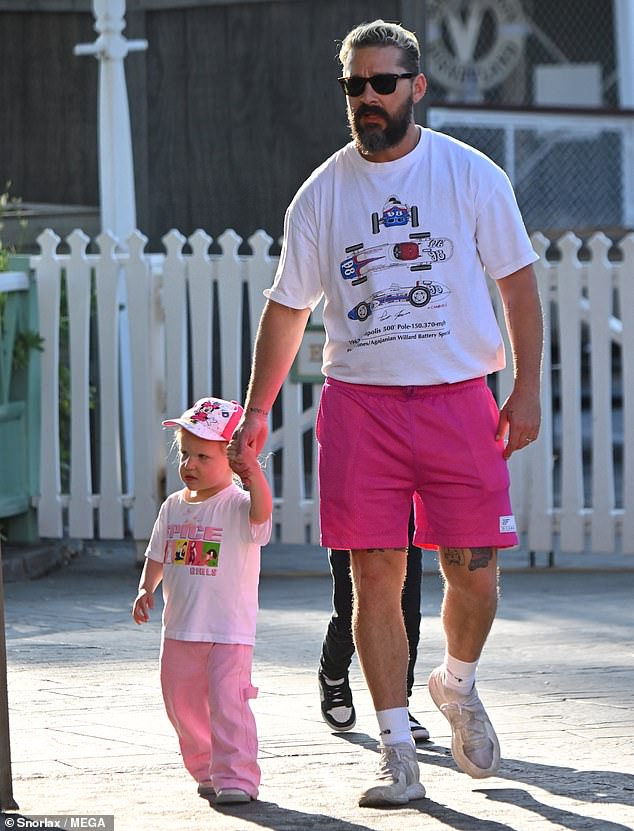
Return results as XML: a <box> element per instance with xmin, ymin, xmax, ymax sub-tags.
<box><xmin>316</xmin><ymin>376</ymin><xmax>518</xmax><ymax>551</ymax></box>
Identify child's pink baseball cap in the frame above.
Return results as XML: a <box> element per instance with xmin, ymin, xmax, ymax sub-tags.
<box><xmin>162</xmin><ymin>397</ymin><xmax>244</xmax><ymax>442</ymax></box>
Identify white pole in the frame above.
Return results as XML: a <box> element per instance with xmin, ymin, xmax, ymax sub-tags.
<box><xmin>74</xmin><ymin>0</ymin><xmax>148</xmax><ymax>529</ymax></box>
<box><xmin>613</xmin><ymin>0</ymin><xmax>634</xmax><ymax>225</ymax></box>
<box><xmin>614</xmin><ymin>0</ymin><xmax>634</xmax><ymax>107</ymax></box>
<box><xmin>74</xmin><ymin>0</ymin><xmax>147</xmax><ymax>242</ymax></box>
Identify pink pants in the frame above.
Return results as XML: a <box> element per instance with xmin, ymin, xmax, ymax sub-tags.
<box><xmin>160</xmin><ymin>638</ymin><xmax>260</xmax><ymax>797</ymax></box>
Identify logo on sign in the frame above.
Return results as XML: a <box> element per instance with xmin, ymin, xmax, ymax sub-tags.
<box><xmin>426</xmin><ymin>0</ymin><xmax>527</xmax><ymax>93</ymax></box>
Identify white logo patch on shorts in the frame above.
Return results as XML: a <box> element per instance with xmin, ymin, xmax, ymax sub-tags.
<box><xmin>499</xmin><ymin>515</ymin><xmax>517</xmax><ymax>533</ymax></box>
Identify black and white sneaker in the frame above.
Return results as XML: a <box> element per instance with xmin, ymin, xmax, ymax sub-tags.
<box><xmin>318</xmin><ymin>669</ymin><xmax>356</xmax><ymax>731</ymax></box>
<box><xmin>408</xmin><ymin>710</ymin><xmax>430</xmax><ymax>742</ymax></box>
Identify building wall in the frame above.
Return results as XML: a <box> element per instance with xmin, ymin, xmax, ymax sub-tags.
<box><xmin>0</xmin><ymin>9</ymin><xmax>98</xmax><ymax>208</ymax></box>
<box><xmin>0</xmin><ymin>0</ymin><xmax>427</xmax><ymax>247</ymax></box>
<box><xmin>0</xmin><ymin>0</ymin><xmax>624</xmax><ymax>246</ymax></box>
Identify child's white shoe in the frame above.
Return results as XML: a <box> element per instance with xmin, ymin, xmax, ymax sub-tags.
<box><xmin>197</xmin><ymin>780</ymin><xmax>216</xmax><ymax>799</ymax></box>
<box><xmin>216</xmin><ymin>788</ymin><xmax>252</xmax><ymax>804</ymax></box>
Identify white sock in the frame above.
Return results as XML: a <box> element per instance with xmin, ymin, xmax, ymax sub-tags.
<box><xmin>376</xmin><ymin>707</ymin><xmax>413</xmax><ymax>746</ymax></box>
<box><xmin>444</xmin><ymin>653</ymin><xmax>478</xmax><ymax>694</ymax></box>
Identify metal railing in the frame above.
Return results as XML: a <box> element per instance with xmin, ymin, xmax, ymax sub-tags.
<box><xmin>429</xmin><ymin>105</ymin><xmax>634</xmax><ymax>232</ymax></box>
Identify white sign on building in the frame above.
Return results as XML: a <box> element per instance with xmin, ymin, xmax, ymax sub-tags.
<box><xmin>426</xmin><ymin>0</ymin><xmax>528</xmax><ymax>96</ymax></box>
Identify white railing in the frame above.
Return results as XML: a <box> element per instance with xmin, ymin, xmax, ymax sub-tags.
<box><xmin>30</xmin><ymin>228</ymin><xmax>634</xmax><ymax>555</ymax></box>
<box><xmin>31</xmin><ymin>227</ymin><xmax>320</xmax><ymax>545</ymax></box>
<box><xmin>498</xmin><ymin>231</ymin><xmax>633</xmax><ymax>555</ymax></box>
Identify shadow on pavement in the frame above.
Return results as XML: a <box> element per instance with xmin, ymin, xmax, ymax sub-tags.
<box><xmin>210</xmin><ymin>798</ymin><xmax>520</xmax><ymax>831</ymax></box>
<box><xmin>476</xmin><ymin>788</ymin><xmax>633</xmax><ymax>831</ymax></box>
<box><xmin>330</xmin><ymin>735</ymin><xmax>634</xmax><ymax>830</ymax></box>
<box><xmin>209</xmin><ymin>801</ymin><xmax>381</xmax><ymax>829</ymax></box>
<box><xmin>417</xmin><ymin>744</ymin><xmax>634</xmax><ymax>809</ymax></box>
<box><xmin>411</xmin><ymin>792</ymin><xmax>632</xmax><ymax>831</ymax></box>
<box><xmin>408</xmin><ymin>798</ymin><xmax>518</xmax><ymax>830</ymax></box>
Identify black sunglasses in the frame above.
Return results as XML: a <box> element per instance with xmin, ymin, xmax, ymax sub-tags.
<box><xmin>338</xmin><ymin>73</ymin><xmax>415</xmax><ymax>97</ymax></box>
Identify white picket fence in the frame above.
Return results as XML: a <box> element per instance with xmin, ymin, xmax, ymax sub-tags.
<box><xmin>29</xmin><ymin>228</ymin><xmax>634</xmax><ymax>555</ymax></box>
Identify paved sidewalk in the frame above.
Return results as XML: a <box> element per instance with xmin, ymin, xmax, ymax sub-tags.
<box><xmin>4</xmin><ymin>537</ymin><xmax>634</xmax><ymax>584</ymax></box>
<box><xmin>1</xmin><ymin>542</ymin><xmax>633</xmax><ymax>831</ymax></box>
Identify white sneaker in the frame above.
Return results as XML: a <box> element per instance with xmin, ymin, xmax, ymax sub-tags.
<box><xmin>215</xmin><ymin>788</ymin><xmax>252</xmax><ymax>804</ymax></box>
<box><xmin>358</xmin><ymin>742</ymin><xmax>426</xmax><ymax>807</ymax></box>
<box><xmin>428</xmin><ymin>665</ymin><xmax>500</xmax><ymax>778</ymax></box>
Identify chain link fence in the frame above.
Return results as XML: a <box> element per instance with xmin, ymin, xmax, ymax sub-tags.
<box><xmin>428</xmin><ymin>109</ymin><xmax>632</xmax><ymax>233</ymax></box>
<box><xmin>424</xmin><ymin>0</ymin><xmax>632</xmax><ymax>234</ymax></box>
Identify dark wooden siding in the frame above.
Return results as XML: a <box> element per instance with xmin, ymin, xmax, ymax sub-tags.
<box><xmin>0</xmin><ymin>1</ymin><xmax>426</xmax><ymax>247</ymax></box>
<box><xmin>0</xmin><ymin>10</ymin><xmax>99</xmax><ymax>207</ymax></box>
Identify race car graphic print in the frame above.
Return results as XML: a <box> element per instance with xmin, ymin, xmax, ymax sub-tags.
<box><xmin>347</xmin><ymin>280</ymin><xmax>451</xmax><ymax>322</ymax></box>
<box><xmin>371</xmin><ymin>195</ymin><xmax>419</xmax><ymax>234</ymax></box>
<box><xmin>340</xmin><ymin>233</ymin><xmax>453</xmax><ymax>285</ymax></box>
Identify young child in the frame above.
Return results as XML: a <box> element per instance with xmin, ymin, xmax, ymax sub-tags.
<box><xmin>132</xmin><ymin>397</ymin><xmax>272</xmax><ymax>805</ymax></box>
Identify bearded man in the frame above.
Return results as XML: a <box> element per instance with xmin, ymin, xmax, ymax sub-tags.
<box><xmin>228</xmin><ymin>19</ymin><xmax>543</xmax><ymax>809</ymax></box>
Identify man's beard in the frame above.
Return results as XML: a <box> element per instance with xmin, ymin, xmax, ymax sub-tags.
<box><xmin>349</xmin><ymin>96</ymin><xmax>414</xmax><ymax>155</ymax></box>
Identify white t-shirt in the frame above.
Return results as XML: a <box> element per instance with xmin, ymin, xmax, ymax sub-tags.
<box><xmin>145</xmin><ymin>484</ymin><xmax>272</xmax><ymax>645</ymax></box>
<box><xmin>265</xmin><ymin>127</ymin><xmax>538</xmax><ymax>386</ymax></box>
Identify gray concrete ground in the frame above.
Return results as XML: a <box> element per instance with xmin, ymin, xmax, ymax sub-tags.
<box><xmin>1</xmin><ymin>541</ymin><xmax>633</xmax><ymax>831</ymax></box>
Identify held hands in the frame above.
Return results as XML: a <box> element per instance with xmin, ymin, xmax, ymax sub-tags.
<box><xmin>227</xmin><ymin>409</ymin><xmax>269</xmax><ymax>484</ymax></box>
<box><xmin>496</xmin><ymin>386</ymin><xmax>541</xmax><ymax>459</ymax></box>
<box><xmin>132</xmin><ymin>588</ymin><xmax>154</xmax><ymax>625</ymax></box>
<box><xmin>227</xmin><ymin>440</ymin><xmax>263</xmax><ymax>487</ymax></box>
